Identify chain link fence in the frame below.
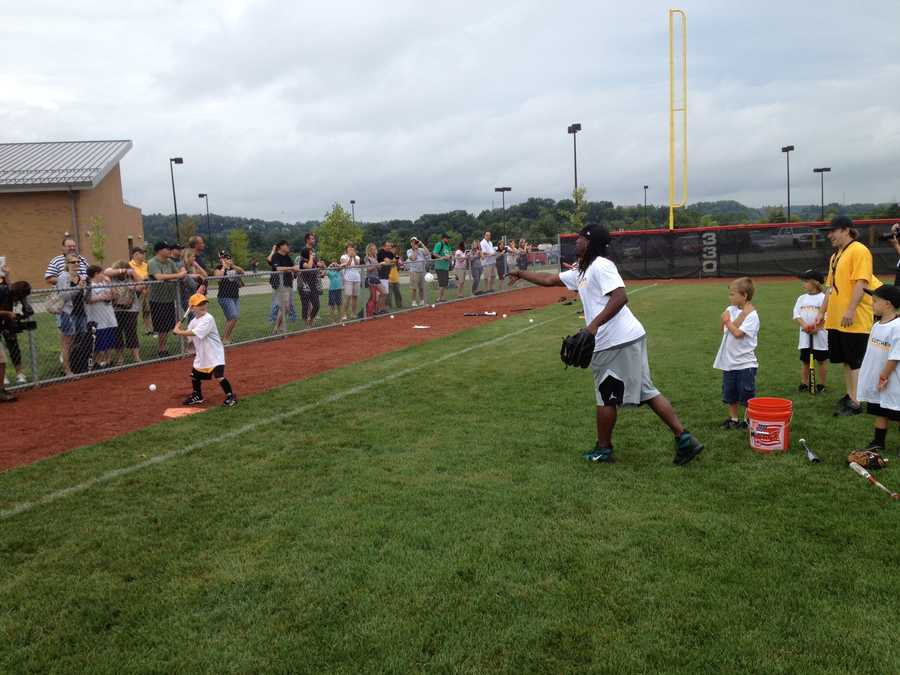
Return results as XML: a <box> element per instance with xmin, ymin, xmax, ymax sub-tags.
<box><xmin>4</xmin><ymin>257</ymin><xmax>555</xmax><ymax>391</ymax></box>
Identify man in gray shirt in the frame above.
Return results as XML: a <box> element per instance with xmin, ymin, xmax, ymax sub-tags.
<box><xmin>147</xmin><ymin>241</ymin><xmax>186</xmax><ymax>357</ymax></box>
<box><xmin>405</xmin><ymin>237</ymin><xmax>430</xmax><ymax>307</ymax></box>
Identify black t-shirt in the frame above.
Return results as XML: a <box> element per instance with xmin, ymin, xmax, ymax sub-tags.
<box><xmin>0</xmin><ymin>283</ymin><xmax>10</xmax><ymax>313</ymax></box>
<box><xmin>269</xmin><ymin>253</ymin><xmax>294</xmax><ymax>289</ymax></box>
<box><xmin>298</xmin><ymin>247</ymin><xmax>319</xmax><ymax>290</ymax></box>
<box><xmin>215</xmin><ymin>266</ymin><xmax>242</xmax><ymax>299</ymax></box>
<box><xmin>377</xmin><ymin>249</ymin><xmax>395</xmax><ymax>280</ymax></box>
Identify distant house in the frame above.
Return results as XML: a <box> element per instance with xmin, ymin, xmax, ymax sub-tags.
<box><xmin>0</xmin><ymin>140</ymin><xmax>143</xmax><ymax>286</ymax></box>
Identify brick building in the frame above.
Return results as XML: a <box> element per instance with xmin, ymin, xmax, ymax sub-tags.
<box><xmin>0</xmin><ymin>140</ymin><xmax>143</xmax><ymax>286</ymax></box>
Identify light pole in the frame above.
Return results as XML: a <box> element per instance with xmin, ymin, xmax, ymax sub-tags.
<box><xmin>567</xmin><ymin>123</ymin><xmax>582</xmax><ymax>193</ymax></box>
<box><xmin>169</xmin><ymin>157</ymin><xmax>183</xmax><ymax>242</ymax></box>
<box><xmin>350</xmin><ymin>199</ymin><xmax>356</xmax><ymax>223</ymax></box>
<box><xmin>643</xmin><ymin>185</ymin><xmax>649</xmax><ymax>226</ymax></box>
<box><xmin>198</xmin><ymin>193</ymin><xmax>212</xmax><ymax>245</ymax></box>
<box><xmin>494</xmin><ymin>186</ymin><xmax>511</xmax><ymax>238</ymax></box>
<box><xmin>781</xmin><ymin>145</ymin><xmax>794</xmax><ymax>223</ymax></box>
<box><xmin>813</xmin><ymin>167</ymin><xmax>831</xmax><ymax>221</ymax></box>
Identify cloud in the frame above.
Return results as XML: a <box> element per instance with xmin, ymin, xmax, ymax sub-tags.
<box><xmin>1</xmin><ymin>0</ymin><xmax>899</xmax><ymax>221</ymax></box>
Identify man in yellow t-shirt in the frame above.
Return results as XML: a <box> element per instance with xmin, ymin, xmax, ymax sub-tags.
<box><xmin>818</xmin><ymin>216</ymin><xmax>882</xmax><ymax>415</ymax></box>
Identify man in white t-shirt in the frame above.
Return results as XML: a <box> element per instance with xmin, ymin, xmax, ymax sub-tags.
<box><xmin>480</xmin><ymin>231</ymin><xmax>498</xmax><ymax>292</ymax></box>
<box><xmin>173</xmin><ymin>293</ymin><xmax>237</xmax><ymax>407</ymax></box>
<box><xmin>507</xmin><ymin>224</ymin><xmax>703</xmax><ymax>465</ymax></box>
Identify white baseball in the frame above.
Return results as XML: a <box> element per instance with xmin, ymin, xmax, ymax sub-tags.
<box><xmin>431</xmin><ymin>304</ymin><xmax>436</xmax><ymax>308</ymax></box>
<box><xmin>148</xmin><ymin>384</ymin><xmax>157</xmax><ymax>392</ymax></box>
<box><xmin>529</xmin><ymin>318</ymin><xmax>534</xmax><ymax>323</ymax></box>
<box><xmin>390</xmin><ymin>315</ymin><xmax>395</xmax><ymax>319</ymax></box>
<box><xmin>502</xmin><ymin>313</ymin><xmax>507</xmax><ymax>318</ymax></box>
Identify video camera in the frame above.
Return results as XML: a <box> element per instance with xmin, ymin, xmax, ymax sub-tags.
<box><xmin>878</xmin><ymin>223</ymin><xmax>900</xmax><ymax>242</ymax></box>
<box><xmin>8</xmin><ymin>303</ymin><xmax>37</xmax><ymax>334</ymax></box>
<box><xmin>0</xmin><ymin>281</ymin><xmax>36</xmax><ymax>334</ymax></box>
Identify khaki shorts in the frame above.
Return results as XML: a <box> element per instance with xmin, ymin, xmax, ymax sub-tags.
<box><xmin>590</xmin><ymin>336</ymin><xmax>660</xmax><ymax>407</ymax></box>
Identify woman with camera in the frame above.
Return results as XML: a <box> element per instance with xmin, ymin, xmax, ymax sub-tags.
<box><xmin>888</xmin><ymin>223</ymin><xmax>900</xmax><ymax>285</ymax></box>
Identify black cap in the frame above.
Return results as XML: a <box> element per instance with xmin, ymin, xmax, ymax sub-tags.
<box><xmin>799</xmin><ymin>269</ymin><xmax>825</xmax><ymax>284</ymax></box>
<box><xmin>578</xmin><ymin>224</ymin><xmax>611</xmax><ymax>246</ymax></box>
<box><xmin>153</xmin><ymin>241</ymin><xmax>170</xmax><ymax>252</ymax></box>
<box><xmin>441</xmin><ymin>233</ymin><xmax>449</xmax><ymax>239</ymax></box>
<box><xmin>171</xmin><ymin>242</ymin><xmax>183</xmax><ymax>250</ymax></box>
<box><xmin>869</xmin><ymin>284</ymin><xmax>900</xmax><ymax>308</ymax></box>
<box><xmin>219</xmin><ymin>249</ymin><xmax>232</xmax><ymax>258</ymax></box>
<box><xmin>820</xmin><ymin>215</ymin><xmax>853</xmax><ymax>231</ymax></box>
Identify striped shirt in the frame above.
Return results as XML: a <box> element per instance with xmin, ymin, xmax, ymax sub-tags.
<box><xmin>45</xmin><ymin>254</ymin><xmax>88</xmax><ymax>281</ymax></box>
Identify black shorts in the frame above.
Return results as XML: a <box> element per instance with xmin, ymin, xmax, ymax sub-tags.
<box><xmin>866</xmin><ymin>402</ymin><xmax>900</xmax><ymax>422</ymax></box>
<box><xmin>799</xmin><ymin>348</ymin><xmax>829</xmax><ymax>363</ymax></box>
<box><xmin>722</xmin><ymin>367</ymin><xmax>757</xmax><ymax>406</ymax></box>
<box><xmin>192</xmin><ymin>365</ymin><xmax>225</xmax><ymax>380</ymax></box>
<box><xmin>436</xmin><ymin>270</ymin><xmax>450</xmax><ymax>288</ymax></box>
<box><xmin>827</xmin><ymin>329</ymin><xmax>868</xmax><ymax>370</ymax></box>
<box><xmin>150</xmin><ymin>301</ymin><xmax>177</xmax><ymax>333</ymax></box>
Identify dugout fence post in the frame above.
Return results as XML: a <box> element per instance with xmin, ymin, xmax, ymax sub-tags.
<box><xmin>26</xmin><ymin>329</ymin><xmax>38</xmax><ymax>387</ymax></box>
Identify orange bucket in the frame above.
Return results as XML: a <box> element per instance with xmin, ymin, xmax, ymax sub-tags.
<box><xmin>747</xmin><ymin>397</ymin><xmax>793</xmax><ymax>453</ymax></box>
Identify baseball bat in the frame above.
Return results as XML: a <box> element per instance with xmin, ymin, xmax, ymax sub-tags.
<box><xmin>849</xmin><ymin>462</ymin><xmax>900</xmax><ymax>500</ymax></box>
<box><xmin>808</xmin><ymin>330</ymin><xmax>816</xmax><ymax>395</ymax></box>
<box><xmin>798</xmin><ymin>438</ymin><xmax>820</xmax><ymax>463</ymax></box>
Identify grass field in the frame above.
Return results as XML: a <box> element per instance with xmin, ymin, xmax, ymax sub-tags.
<box><xmin>2</xmin><ymin>279</ymin><xmax>899</xmax><ymax>673</ymax></box>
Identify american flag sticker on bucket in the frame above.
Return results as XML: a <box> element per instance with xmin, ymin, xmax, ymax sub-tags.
<box><xmin>750</xmin><ymin>421</ymin><xmax>785</xmax><ymax>450</ymax></box>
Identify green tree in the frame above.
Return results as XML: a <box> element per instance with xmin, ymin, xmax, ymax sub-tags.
<box><xmin>179</xmin><ymin>216</ymin><xmax>198</xmax><ymax>243</ymax></box>
<box><xmin>227</xmin><ymin>228</ymin><xmax>251</xmax><ymax>267</ymax></box>
<box><xmin>317</xmin><ymin>203</ymin><xmax>363</xmax><ymax>263</ymax></box>
<box><xmin>561</xmin><ymin>186</ymin><xmax>588</xmax><ymax>232</ymax></box>
<box><xmin>87</xmin><ymin>216</ymin><xmax>106</xmax><ymax>264</ymax></box>
<box><xmin>764</xmin><ymin>207</ymin><xmax>786</xmax><ymax>224</ymax></box>
<box><xmin>699</xmin><ymin>215</ymin><xmax>719</xmax><ymax>228</ymax></box>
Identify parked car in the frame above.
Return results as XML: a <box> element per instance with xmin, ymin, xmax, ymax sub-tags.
<box><xmin>749</xmin><ymin>230</ymin><xmax>778</xmax><ymax>251</ymax></box>
<box><xmin>675</xmin><ymin>234</ymin><xmax>701</xmax><ymax>255</ymax></box>
<box><xmin>771</xmin><ymin>226</ymin><xmax>816</xmax><ymax>249</ymax></box>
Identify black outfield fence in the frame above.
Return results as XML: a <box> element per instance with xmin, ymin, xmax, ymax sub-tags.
<box><xmin>559</xmin><ymin>219</ymin><xmax>900</xmax><ymax>280</ymax></box>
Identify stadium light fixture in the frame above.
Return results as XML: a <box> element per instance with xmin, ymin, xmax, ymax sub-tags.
<box><xmin>567</xmin><ymin>123</ymin><xmax>582</xmax><ymax>193</ymax></box>
<box><xmin>643</xmin><ymin>185</ymin><xmax>649</xmax><ymax>226</ymax></box>
<box><xmin>494</xmin><ymin>187</ymin><xmax>512</xmax><ymax>238</ymax></box>
<box><xmin>169</xmin><ymin>157</ymin><xmax>184</xmax><ymax>243</ymax></box>
<box><xmin>198</xmin><ymin>193</ymin><xmax>212</xmax><ymax>244</ymax></box>
<box><xmin>781</xmin><ymin>145</ymin><xmax>794</xmax><ymax>223</ymax></box>
<box><xmin>813</xmin><ymin>168</ymin><xmax>831</xmax><ymax>221</ymax></box>
<box><xmin>350</xmin><ymin>199</ymin><xmax>356</xmax><ymax>223</ymax></box>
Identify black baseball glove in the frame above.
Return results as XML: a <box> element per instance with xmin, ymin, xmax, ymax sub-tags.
<box><xmin>560</xmin><ymin>329</ymin><xmax>595</xmax><ymax>369</ymax></box>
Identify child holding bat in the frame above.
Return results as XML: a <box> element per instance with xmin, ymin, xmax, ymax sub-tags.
<box><xmin>173</xmin><ymin>293</ymin><xmax>237</xmax><ymax>407</ymax></box>
<box><xmin>792</xmin><ymin>269</ymin><xmax>828</xmax><ymax>393</ymax></box>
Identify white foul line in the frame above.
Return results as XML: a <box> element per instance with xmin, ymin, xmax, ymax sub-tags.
<box><xmin>1</xmin><ymin>284</ymin><xmax>657</xmax><ymax>520</ymax></box>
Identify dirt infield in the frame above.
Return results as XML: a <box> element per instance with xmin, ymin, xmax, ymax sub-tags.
<box><xmin>1</xmin><ymin>286</ymin><xmax>569</xmax><ymax>472</ymax></box>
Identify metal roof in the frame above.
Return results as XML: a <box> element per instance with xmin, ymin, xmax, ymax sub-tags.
<box><xmin>0</xmin><ymin>140</ymin><xmax>133</xmax><ymax>193</ymax></box>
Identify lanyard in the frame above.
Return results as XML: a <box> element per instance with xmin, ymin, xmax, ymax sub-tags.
<box><xmin>829</xmin><ymin>241</ymin><xmax>856</xmax><ymax>295</ymax></box>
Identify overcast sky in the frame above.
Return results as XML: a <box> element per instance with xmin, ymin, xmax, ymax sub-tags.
<box><xmin>2</xmin><ymin>0</ymin><xmax>899</xmax><ymax>222</ymax></box>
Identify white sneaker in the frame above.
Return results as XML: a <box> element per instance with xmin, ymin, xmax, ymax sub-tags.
<box><xmin>16</xmin><ymin>373</ymin><xmax>27</xmax><ymax>384</ymax></box>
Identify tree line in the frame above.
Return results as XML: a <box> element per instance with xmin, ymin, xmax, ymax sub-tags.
<box><xmin>141</xmin><ymin>197</ymin><xmax>900</xmax><ymax>268</ymax></box>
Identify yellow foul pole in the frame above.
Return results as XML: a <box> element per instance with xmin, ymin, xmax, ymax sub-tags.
<box><xmin>668</xmin><ymin>9</ymin><xmax>687</xmax><ymax>229</ymax></box>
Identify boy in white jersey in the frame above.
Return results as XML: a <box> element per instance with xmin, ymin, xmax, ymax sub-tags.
<box><xmin>507</xmin><ymin>224</ymin><xmax>703</xmax><ymax>465</ymax></box>
<box><xmin>855</xmin><ymin>285</ymin><xmax>900</xmax><ymax>452</ymax></box>
<box><xmin>173</xmin><ymin>293</ymin><xmax>237</xmax><ymax>407</ymax></box>
<box><xmin>713</xmin><ymin>277</ymin><xmax>760</xmax><ymax>429</ymax></box>
<box><xmin>792</xmin><ymin>269</ymin><xmax>828</xmax><ymax>393</ymax></box>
